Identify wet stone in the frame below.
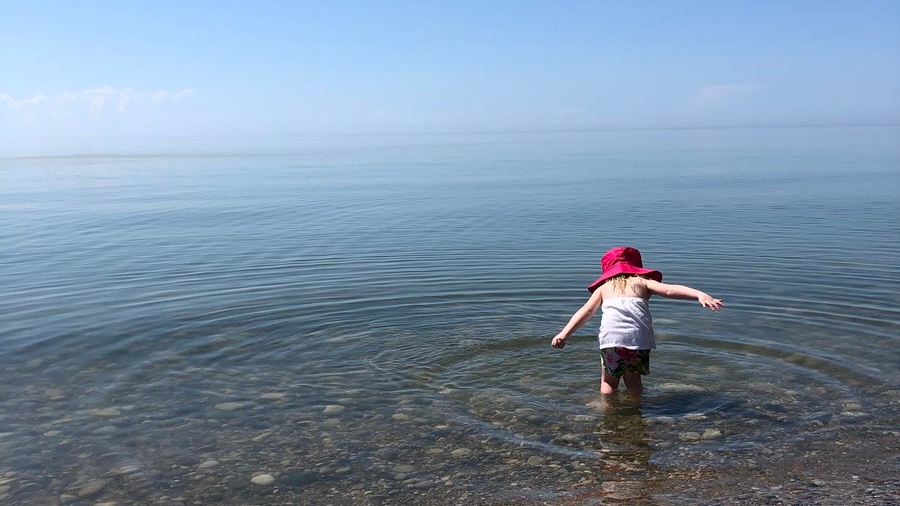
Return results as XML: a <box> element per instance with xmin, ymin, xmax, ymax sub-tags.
<box><xmin>77</xmin><ymin>479</ymin><xmax>106</xmax><ymax>498</ymax></box>
<box><xmin>14</xmin><ymin>482</ymin><xmax>43</xmax><ymax>495</ymax></box>
<box><xmin>451</xmin><ymin>448</ymin><xmax>473</xmax><ymax>457</ymax></box>
<box><xmin>602</xmin><ymin>480</ymin><xmax>645</xmax><ymax>500</ymax></box>
<box><xmin>90</xmin><ymin>408</ymin><xmax>121</xmax><ymax>418</ymax></box>
<box><xmin>377</xmin><ymin>447</ymin><xmax>401</xmax><ymax>461</ymax></box>
<box><xmin>225</xmin><ymin>476</ymin><xmax>250</xmax><ymax>491</ymax></box>
<box><xmin>110</xmin><ymin>465</ymin><xmax>141</xmax><ymax>476</ymax></box>
<box><xmin>804</xmin><ymin>411</ymin><xmax>832</xmax><ymax>423</ymax></box>
<box><xmin>251</xmin><ymin>432</ymin><xmax>271</xmax><ymax>443</ymax></box>
<box><xmin>280</xmin><ymin>470</ymin><xmax>318</xmax><ymax>488</ymax></box>
<box><xmin>702</xmin><ymin>429</ymin><xmax>723</xmax><ymax>440</ymax></box>
<box><xmin>658</xmin><ymin>383</ymin><xmax>704</xmax><ymax>392</ymax></box>
<box><xmin>554</xmin><ymin>434</ymin><xmax>582</xmax><ymax>445</ymax></box>
<box><xmin>214</xmin><ymin>402</ymin><xmax>245</xmax><ymax>411</ymax></box>
<box><xmin>251</xmin><ymin>474</ymin><xmax>275</xmax><ymax>486</ymax></box>
<box><xmin>323</xmin><ymin>404</ymin><xmax>345</xmax><ymax>414</ymax></box>
<box><xmin>45</xmin><ymin>388</ymin><xmax>67</xmax><ymax>401</ymax></box>
<box><xmin>198</xmin><ymin>460</ymin><xmax>219</xmax><ymax>469</ymax></box>
<box><xmin>414</xmin><ymin>480</ymin><xmax>436</xmax><ymax>490</ymax></box>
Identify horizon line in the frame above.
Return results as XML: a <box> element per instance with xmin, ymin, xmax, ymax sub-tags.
<box><xmin>3</xmin><ymin>122</ymin><xmax>898</xmax><ymax>159</ymax></box>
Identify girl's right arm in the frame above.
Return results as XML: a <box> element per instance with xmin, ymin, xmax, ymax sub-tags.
<box><xmin>645</xmin><ymin>279</ymin><xmax>724</xmax><ymax>311</ymax></box>
<box><xmin>551</xmin><ymin>289</ymin><xmax>604</xmax><ymax>348</ymax></box>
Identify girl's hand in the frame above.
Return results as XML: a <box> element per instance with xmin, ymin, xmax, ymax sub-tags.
<box><xmin>699</xmin><ymin>295</ymin><xmax>724</xmax><ymax>311</ymax></box>
<box><xmin>551</xmin><ymin>334</ymin><xmax>567</xmax><ymax>349</ymax></box>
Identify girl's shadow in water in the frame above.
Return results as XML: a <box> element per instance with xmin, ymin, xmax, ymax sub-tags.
<box><xmin>587</xmin><ymin>388</ymin><xmax>738</xmax><ymax>418</ymax></box>
<box><xmin>581</xmin><ymin>389</ymin><xmax>741</xmax><ymax>462</ymax></box>
<box><xmin>640</xmin><ymin>389</ymin><xmax>741</xmax><ymax>417</ymax></box>
<box><xmin>566</xmin><ymin>390</ymin><xmax>741</xmax><ymax>505</ymax></box>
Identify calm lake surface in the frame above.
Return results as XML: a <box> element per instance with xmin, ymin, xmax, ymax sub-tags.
<box><xmin>1</xmin><ymin>127</ymin><xmax>898</xmax><ymax>505</ymax></box>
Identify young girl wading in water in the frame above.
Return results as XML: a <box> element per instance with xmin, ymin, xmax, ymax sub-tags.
<box><xmin>551</xmin><ymin>247</ymin><xmax>724</xmax><ymax>400</ymax></box>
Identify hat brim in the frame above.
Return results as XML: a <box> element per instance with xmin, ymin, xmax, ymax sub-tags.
<box><xmin>587</xmin><ymin>265</ymin><xmax>662</xmax><ymax>293</ymax></box>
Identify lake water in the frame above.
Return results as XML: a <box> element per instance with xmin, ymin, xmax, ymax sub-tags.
<box><xmin>1</xmin><ymin>126</ymin><xmax>898</xmax><ymax>505</ymax></box>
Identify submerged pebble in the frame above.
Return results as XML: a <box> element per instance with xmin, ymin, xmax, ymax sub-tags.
<box><xmin>251</xmin><ymin>474</ymin><xmax>275</xmax><ymax>486</ymax></box>
<box><xmin>110</xmin><ymin>465</ymin><xmax>141</xmax><ymax>476</ymax></box>
<box><xmin>280</xmin><ymin>469</ymin><xmax>318</xmax><ymax>488</ymax></box>
<box><xmin>45</xmin><ymin>388</ymin><xmax>67</xmax><ymax>401</ymax></box>
<box><xmin>214</xmin><ymin>402</ymin><xmax>245</xmax><ymax>411</ymax></box>
<box><xmin>450</xmin><ymin>448</ymin><xmax>473</xmax><ymax>457</ymax></box>
<box><xmin>413</xmin><ymin>480</ymin><xmax>435</xmax><ymax>490</ymax></box>
<box><xmin>90</xmin><ymin>408</ymin><xmax>121</xmax><ymax>418</ymax></box>
<box><xmin>702</xmin><ymin>429</ymin><xmax>723</xmax><ymax>440</ymax></box>
<box><xmin>77</xmin><ymin>479</ymin><xmax>106</xmax><ymax>498</ymax></box>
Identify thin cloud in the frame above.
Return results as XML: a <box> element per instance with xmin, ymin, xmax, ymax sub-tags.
<box><xmin>0</xmin><ymin>93</ymin><xmax>49</xmax><ymax>110</ymax></box>
<box><xmin>149</xmin><ymin>88</ymin><xmax>194</xmax><ymax>103</ymax></box>
<box><xmin>1</xmin><ymin>87</ymin><xmax>194</xmax><ymax>116</ymax></box>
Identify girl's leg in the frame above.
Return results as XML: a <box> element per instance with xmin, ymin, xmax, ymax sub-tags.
<box><xmin>600</xmin><ymin>366</ymin><xmax>619</xmax><ymax>395</ymax></box>
<box><xmin>622</xmin><ymin>371</ymin><xmax>644</xmax><ymax>399</ymax></box>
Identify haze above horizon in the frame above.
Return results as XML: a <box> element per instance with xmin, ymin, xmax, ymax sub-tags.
<box><xmin>3</xmin><ymin>1</ymin><xmax>899</xmax><ymax>154</ymax></box>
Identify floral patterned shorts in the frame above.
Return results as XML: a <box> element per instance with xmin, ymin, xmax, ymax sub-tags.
<box><xmin>600</xmin><ymin>347</ymin><xmax>651</xmax><ymax>377</ymax></box>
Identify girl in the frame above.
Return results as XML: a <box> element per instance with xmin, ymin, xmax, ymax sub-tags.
<box><xmin>551</xmin><ymin>246</ymin><xmax>723</xmax><ymax>398</ymax></box>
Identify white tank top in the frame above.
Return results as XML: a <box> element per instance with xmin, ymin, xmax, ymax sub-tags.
<box><xmin>597</xmin><ymin>297</ymin><xmax>656</xmax><ymax>350</ymax></box>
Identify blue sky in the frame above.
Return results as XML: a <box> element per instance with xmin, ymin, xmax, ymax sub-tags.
<box><xmin>2</xmin><ymin>1</ymin><xmax>898</xmax><ymax>149</ymax></box>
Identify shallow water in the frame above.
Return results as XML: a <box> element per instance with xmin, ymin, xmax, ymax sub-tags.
<box><xmin>1</xmin><ymin>127</ymin><xmax>898</xmax><ymax>505</ymax></box>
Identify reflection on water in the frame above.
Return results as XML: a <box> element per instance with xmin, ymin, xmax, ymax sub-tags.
<box><xmin>1</xmin><ymin>127</ymin><xmax>899</xmax><ymax>504</ymax></box>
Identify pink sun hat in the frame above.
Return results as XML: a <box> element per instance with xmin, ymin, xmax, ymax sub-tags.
<box><xmin>587</xmin><ymin>246</ymin><xmax>663</xmax><ymax>293</ymax></box>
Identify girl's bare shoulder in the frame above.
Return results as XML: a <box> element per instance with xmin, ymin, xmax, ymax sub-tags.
<box><xmin>599</xmin><ymin>275</ymin><xmax>651</xmax><ymax>298</ymax></box>
<box><xmin>617</xmin><ymin>276</ymin><xmax>652</xmax><ymax>299</ymax></box>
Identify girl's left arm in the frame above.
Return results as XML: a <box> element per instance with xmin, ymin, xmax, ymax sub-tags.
<box><xmin>551</xmin><ymin>289</ymin><xmax>604</xmax><ymax>348</ymax></box>
<box><xmin>645</xmin><ymin>280</ymin><xmax>724</xmax><ymax>311</ymax></box>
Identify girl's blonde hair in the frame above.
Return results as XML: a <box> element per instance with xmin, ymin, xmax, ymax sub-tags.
<box><xmin>608</xmin><ymin>273</ymin><xmax>652</xmax><ymax>292</ymax></box>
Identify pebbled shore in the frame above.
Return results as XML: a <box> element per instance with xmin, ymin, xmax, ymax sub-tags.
<box><xmin>0</xmin><ymin>379</ymin><xmax>896</xmax><ymax>505</ymax></box>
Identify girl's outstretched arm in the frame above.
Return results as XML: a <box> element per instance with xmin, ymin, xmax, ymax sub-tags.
<box><xmin>551</xmin><ymin>289</ymin><xmax>604</xmax><ymax>348</ymax></box>
<box><xmin>645</xmin><ymin>279</ymin><xmax>724</xmax><ymax>311</ymax></box>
